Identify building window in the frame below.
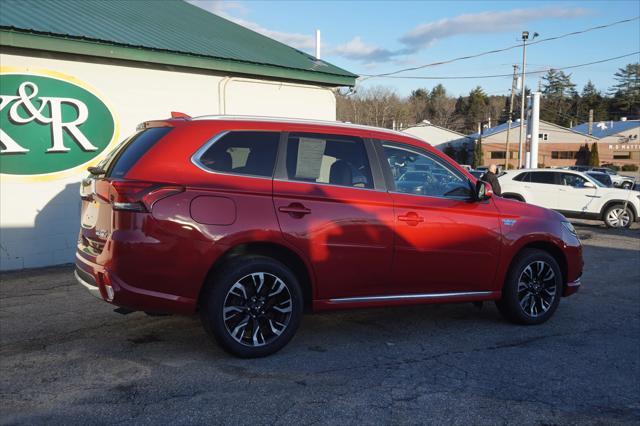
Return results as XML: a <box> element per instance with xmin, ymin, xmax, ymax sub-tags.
<box><xmin>490</xmin><ymin>151</ymin><xmax>506</xmax><ymax>159</ymax></box>
<box><xmin>510</xmin><ymin>151</ymin><xmax>519</xmax><ymax>159</ymax></box>
<box><xmin>613</xmin><ymin>152</ymin><xmax>631</xmax><ymax>160</ymax></box>
<box><xmin>551</xmin><ymin>151</ymin><xmax>578</xmax><ymax>159</ymax></box>
<box><xmin>538</xmin><ymin>133</ymin><xmax>549</xmax><ymax>141</ymax></box>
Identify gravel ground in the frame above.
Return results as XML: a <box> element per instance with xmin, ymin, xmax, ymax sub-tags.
<box><xmin>1</xmin><ymin>220</ymin><xmax>639</xmax><ymax>425</ymax></box>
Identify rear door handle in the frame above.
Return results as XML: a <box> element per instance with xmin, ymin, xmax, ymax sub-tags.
<box><xmin>398</xmin><ymin>212</ymin><xmax>424</xmax><ymax>225</ymax></box>
<box><xmin>278</xmin><ymin>203</ymin><xmax>311</xmax><ymax>217</ymax></box>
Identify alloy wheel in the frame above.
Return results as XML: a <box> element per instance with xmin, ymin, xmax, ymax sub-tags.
<box><xmin>606</xmin><ymin>208</ymin><xmax>631</xmax><ymax>228</ymax></box>
<box><xmin>517</xmin><ymin>261</ymin><xmax>557</xmax><ymax>318</ymax></box>
<box><xmin>223</xmin><ymin>272</ymin><xmax>293</xmax><ymax>347</ymax></box>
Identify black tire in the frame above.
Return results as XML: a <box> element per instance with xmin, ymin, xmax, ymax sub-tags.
<box><xmin>495</xmin><ymin>249</ymin><xmax>562</xmax><ymax>325</ymax></box>
<box><xmin>621</xmin><ymin>182</ymin><xmax>632</xmax><ymax>190</ymax></box>
<box><xmin>200</xmin><ymin>255</ymin><xmax>303</xmax><ymax>358</ymax></box>
<box><xmin>603</xmin><ymin>204</ymin><xmax>634</xmax><ymax>229</ymax></box>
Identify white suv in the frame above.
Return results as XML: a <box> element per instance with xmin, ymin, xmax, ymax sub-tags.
<box><xmin>589</xmin><ymin>167</ymin><xmax>635</xmax><ymax>189</ymax></box>
<box><xmin>499</xmin><ymin>169</ymin><xmax>640</xmax><ymax>228</ymax></box>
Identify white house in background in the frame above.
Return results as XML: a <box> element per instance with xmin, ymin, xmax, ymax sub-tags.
<box><xmin>402</xmin><ymin>121</ymin><xmax>473</xmax><ymax>149</ymax></box>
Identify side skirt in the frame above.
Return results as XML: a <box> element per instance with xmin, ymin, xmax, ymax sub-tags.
<box><xmin>313</xmin><ymin>290</ymin><xmax>500</xmax><ymax>312</ymax></box>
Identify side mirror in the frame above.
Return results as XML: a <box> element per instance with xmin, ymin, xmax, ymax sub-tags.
<box><xmin>583</xmin><ymin>181</ymin><xmax>595</xmax><ymax>188</ymax></box>
<box><xmin>475</xmin><ymin>180</ymin><xmax>493</xmax><ymax>201</ymax></box>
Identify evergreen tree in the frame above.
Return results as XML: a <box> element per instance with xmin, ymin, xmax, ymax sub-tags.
<box><xmin>408</xmin><ymin>88</ymin><xmax>429</xmax><ymax>123</ymax></box>
<box><xmin>577</xmin><ymin>81</ymin><xmax>608</xmax><ymax>124</ymax></box>
<box><xmin>460</xmin><ymin>86</ymin><xmax>489</xmax><ymax>134</ymax></box>
<box><xmin>541</xmin><ymin>69</ymin><xmax>577</xmax><ymax>127</ymax></box>
<box><xmin>588</xmin><ymin>142</ymin><xmax>600</xmax><ymax>167</ymax></box>
<box><xmin>575</xmin><ymin>143</ymin><xmax>591</xmax><ymax>166</ymax></box>
<box><xmin>472</xmin><ymin>138</ymin><xmax>484</xmax><ymax>168</ymax></box>
<box><xmin>443</xmin><ymin>145</ymin><xmax>458</xmax><ymax>162</ymax></box>
<box><xmin>609</xmin><ymin>63</ymin><xmax>640</xmax><ymax>117</ymax></box>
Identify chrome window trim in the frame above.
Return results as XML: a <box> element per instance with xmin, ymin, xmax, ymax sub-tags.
<box><xmin>273</xmin><ymin>178</ymin><xmax>387</xmax><ymax>193</ymax></box>
<box><xmin>387</xmin><ymin>190</ymin><xmax>472</xmax><ymax>202</ymax></box>
<box><xmin>190</xmin><ymin>130</ymin><xmax>279</xmax><ymax>181</ymax></box>
<box><xmin>329</xmin><ymin>291</ymin><xmax>494</xmax><ymax>303</ymax></box>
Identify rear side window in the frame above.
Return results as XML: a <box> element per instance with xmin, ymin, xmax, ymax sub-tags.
<box><xmin>285</xmin><ymin>133</ymin><xmax>373</xmax><ymax>189</ymax></box>
<box><xmin>513</xmin><ymin>172</ymin><xmax>529</xmax><ymax>182</ymax></box>
<box><xmin>529</xmin><ymin>172</ymin><xmax>556</xmax><ymax>184</ymax></box>
<box><xmin>108</xmin><ymin>127</ymin><xmax>172</xmax><ymax>178</ymax></box>
<box><xmin>198</xmin><ymin>131</ymin><xmax>280</xmax><ymax>177</ymax></box>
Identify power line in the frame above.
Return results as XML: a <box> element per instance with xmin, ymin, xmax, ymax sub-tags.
<box><xmin>359</xmin><ymin>16</ymin><xmax>640</xmax><ymax>80</ymax></box>
<box><xmin>358</xmin><ymin>51</ymin><xmax>639</xmax><ymax>80</ymax></box>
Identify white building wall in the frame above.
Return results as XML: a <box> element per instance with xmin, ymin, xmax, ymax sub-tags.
<box><xmin>402</xmin><ymin>124</ymin><xmax>464</xmax><ymax>148</ymax></box>
<box><xmin>0</xmin><ymin>52</ymin><xmax>337</xmax><ymax>270</ymax></box>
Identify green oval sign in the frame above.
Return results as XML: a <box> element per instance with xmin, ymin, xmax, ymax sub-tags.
<box><xmin>0</xmin><ymin>73</ymin><xmax>115</xmax><ymax>175</ymax></box>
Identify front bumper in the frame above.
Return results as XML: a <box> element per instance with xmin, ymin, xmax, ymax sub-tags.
<box><xmin>563</xmin><ymin>276</ymin><xmax>581</xmax><ymax>296</ymax></box>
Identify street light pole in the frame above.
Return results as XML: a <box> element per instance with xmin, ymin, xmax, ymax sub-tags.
<box><xmin>517</xmin><ymin>30</ymin><xmax>539</xmax><ymax>168</ymax></box>
<box><xmin>517</xmin><ymin>31</ymin><xmax>529</xmax><ymax>168</ymax></box>
<box><xmin>505</xmin><ymin>64</ymin><xmax>518</xmax><ymax>169</ymax></box>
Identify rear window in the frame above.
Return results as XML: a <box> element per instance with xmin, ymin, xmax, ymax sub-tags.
<box><xmin>513</xmin><ymin>172</ymin><xmax>529</xmax><ymax>182</ymax></box>
<box><xmin>107</xmin><ymin>127</ymin><xmax>172</xmax><ymax>178</ymax></box>
<box><xmin>197</xmin><ymin>131</ymin><xmax>280</xmax><ymax>177</ymax></box>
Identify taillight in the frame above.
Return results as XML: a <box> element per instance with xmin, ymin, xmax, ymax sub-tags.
<box><xmin>109</xmin><ymin>180</ymin><xmax>184</xmax><ymax>212</ymax></box>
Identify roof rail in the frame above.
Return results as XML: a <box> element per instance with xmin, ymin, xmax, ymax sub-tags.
<box><xmin>191</xmin><ymin>114</ymin><xmax>419</xmax><ymax>139</ymax></box>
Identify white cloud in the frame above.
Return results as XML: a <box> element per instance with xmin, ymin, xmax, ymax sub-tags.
<box><xmin>401</xmin><ymin>7</ymin><xmax>590</xmax><ymax>49</ymax></box>
<box><xmin>187</xmin><ymin>0</ymin><xmax>315</xmax><ymax>51</ymax></box>
<box><xmin>330</xmin><ymin>36</ymin><xmax>398</xmax><ymax>62</ymax></box>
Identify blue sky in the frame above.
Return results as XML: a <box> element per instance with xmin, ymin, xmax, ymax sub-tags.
<box><xmin>190</xmin><ymin>0</ymin><xmax>640</xmax><ymax>97</ymax></box>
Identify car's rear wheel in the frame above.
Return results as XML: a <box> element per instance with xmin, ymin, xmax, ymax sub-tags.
<box><xmin>621</xmin><ymin>181</ymin><xmax>632</xmax><ymax>190</ymax></box>
<box><xmin>200</xmin><ymin>255</ymin><xmax>303</xmax><ymax>358</ymax></box>
<box><xmin>496</xmin><ymin>249</ymin><xmax>561</xmax><ymax>325</ymax></box>
<box><xmin>603</xmin><ymin>204</ymin><xmax>633</xmax><ymax>228</ymax></box>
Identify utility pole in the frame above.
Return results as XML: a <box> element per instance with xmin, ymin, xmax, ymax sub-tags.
<box><xmin>505</xmin><ymin>64</ymin><xmax>518</xmax><ymax>169</ymax></box>
<box><xmin>517</xmin><ymin>30</ymin><xmax>538</xmax><ymax>167</ymax></box>
<box><xmin>588</xmin><ymin>109</ymin><xmax>594</xmax><ymax>135</ymax></box>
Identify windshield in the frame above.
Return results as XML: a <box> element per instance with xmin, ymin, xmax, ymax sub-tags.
<box><xmin>585</xmin><ymin>175</ymin><xmax>607</xmax><ymax>188</ymax></box>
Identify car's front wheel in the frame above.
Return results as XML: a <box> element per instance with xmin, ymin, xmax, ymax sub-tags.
<box><xmin>200</xmin><ymin>255</ymin><xmax>303</xmax><ymax>358</ymax></box>
<box><xmin>496</xmin><ymin>249</ymin><xmax>562</xmax><ymax>325</ymax></box>
<box><xmin>603</xmin><ymin>204</ymin><xmax>634</xmax><ymax>228</ymax></box>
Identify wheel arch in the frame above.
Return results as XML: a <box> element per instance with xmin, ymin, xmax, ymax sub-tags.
<box><xmin>200</xmin><ymin>241</ymin><xmax>314</xmax><ymax>311</ymax></box>
<box><xmin>508</xmin><ymin>240</ymin><xmax>568</xmax><ymax>288</ymax></box>
<box><xmin>600</xmin><ymin>200</ymin><xmax>637</xmax><ymax>220</ymax></box>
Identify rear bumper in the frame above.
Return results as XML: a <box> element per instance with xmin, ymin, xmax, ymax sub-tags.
<box><xmin>75</xmin><ymin>251</ymin><xmax>197</xmax><ymax>314</ymax></box>
<box><xmin>74</xmin><ymin>269</ymin><xmax>102</xmax><ymax>300</ymax></box>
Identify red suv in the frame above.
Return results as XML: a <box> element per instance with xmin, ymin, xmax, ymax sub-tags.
<box><xmin>76</xmin><ymin>116</ymin><xmax>583</xmax><ymax>357</ymax></box>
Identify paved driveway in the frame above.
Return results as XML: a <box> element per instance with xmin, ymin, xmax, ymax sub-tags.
<box><xmin>1</xmin><ymin>222</ymin><xmax>639</xmax><ymax>425</ymax></box>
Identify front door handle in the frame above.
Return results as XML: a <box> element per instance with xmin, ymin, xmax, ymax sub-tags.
<box><xmin>398</xmin><ymin>212</ymin><xmax>424</xmax><ymax>225</ymax></box>
<box><xmin>278</xmin><ymin>203</ymin><xmax>311</xmax><ymax>218</ymax></box>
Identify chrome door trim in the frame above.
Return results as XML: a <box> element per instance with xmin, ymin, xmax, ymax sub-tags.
<box><xmin>328</xmin><ymin>290</ymin><xmax>494</xmax><ymax>303</ymax></box>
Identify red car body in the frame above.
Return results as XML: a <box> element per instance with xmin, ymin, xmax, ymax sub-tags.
<box><xmin>76</xmin><ymin>116</ymin><xmax>582</xmax><ymax>318</ymax></box>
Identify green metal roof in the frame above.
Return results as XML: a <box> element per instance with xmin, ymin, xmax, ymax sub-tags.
<box><xmin>0</xmin><ymin>0</ymin><xmax>357</xmax><ymax>86</ymax></box>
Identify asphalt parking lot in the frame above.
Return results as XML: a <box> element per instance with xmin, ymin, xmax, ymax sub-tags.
<box><xmin>1</xmin><ymin>221</ymin><xmax>639</xmax><ymax>425</ymax></box>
